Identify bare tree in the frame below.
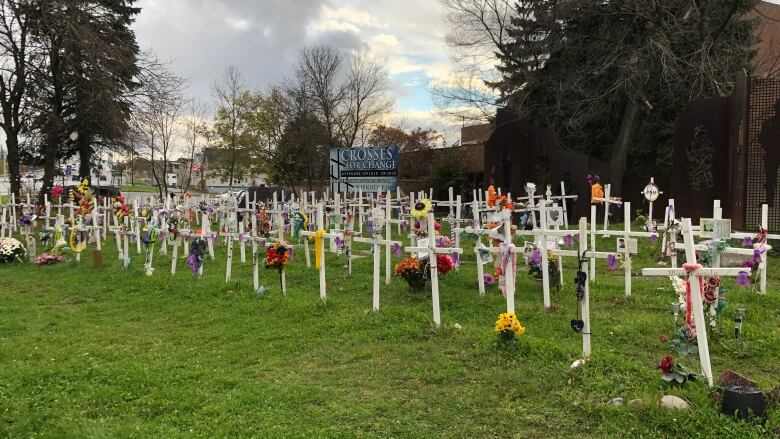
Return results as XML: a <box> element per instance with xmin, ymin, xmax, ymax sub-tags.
<box><xmin>338</xmin><ymin>52</ymin><xmax>393</xmax><ymax>147</ymax></box>
<box><xmin>296</xmin><ymin>44</ymin><xmax>346</xmax><ymax>147</ymax></box>
<box><xmin>132</xmin><ymin>54</ymin><xmax>186</xmax><ymax>201</ymax></box>
<box><xmin>210</xmin><ymin>65</ymin><xmax>250</xmax><ymax>190</ymax></box>
<box><xmin>182</xmin><ymin>97</ymin><xmax>207</xmax><ymax>193</ymax></box>
<box><xmin>433</xmin><ymin>0</ymin><xmax>514</xmax><ymax>122</ymax></box>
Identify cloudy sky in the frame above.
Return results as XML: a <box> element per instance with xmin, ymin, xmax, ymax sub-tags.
<box><xmin>133</xmin><ymin>0</ymin><xmax>461</xmax><ymax>140</ymax></box>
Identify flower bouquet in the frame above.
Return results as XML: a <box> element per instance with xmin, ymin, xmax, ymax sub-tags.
<box><xmin>395</xmin><ymin>257</ymin><xmax>426</xmax><ymax>290</ymax></box>
<box><xmin>495</xmin><ymin>312</ymin><xmax>526</xmax><ymax>344</ymax></box>
<box><xmin>35</xmin><ymin>253</ymin><xmax>65</xmax><ymax>265</ymax></box>
<box><xmin>527</xmin><ymin>249</ymin><xmax>561</xmax><ymax>289</ymax></box>
<box><xmin>265</xmin><ymin>242</ymin><xmax>290</xmax><ymax>272</ymax></box>
<box><xmin>0</xmin><ymin>237</ymin><xmax>26</xmax><ymax>263</ymax></box>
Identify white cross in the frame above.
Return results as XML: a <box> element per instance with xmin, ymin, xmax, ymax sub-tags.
<box><xmin>592</xmin><ymin>183</ymin><xmax>623</xmax><ymax>232</ymax></box>
<box><xmin>642</xmin><ymin>218</ymin><xmax>747</xmax><ymax>387</ymax></box>
<box><xmin>353</xmin><ymin>222</ymin><xmax>400</xmax><ymax>311</ymax></box>
<box><xmin>404</xmin><ymin>212</ymin><xmax>464</xmax><ymax>326</ymax></box>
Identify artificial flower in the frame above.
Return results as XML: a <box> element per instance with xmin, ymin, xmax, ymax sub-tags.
<box><xmin>411</xmin><ymin>199</ymin><xmax>432</xmax><ymax>220</ymax></box>
<box><xmin>659</xmin><ymin>356</ymin><xmax>674</xmax><ymax>375</ymax></box>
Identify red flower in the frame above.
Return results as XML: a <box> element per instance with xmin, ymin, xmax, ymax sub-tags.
<box><xmin>659</xmin><ymin>356</ymin><xmax>674</xmax><ymax>374</ymax></box>
<box><xmin>659</xmin><ymin>335</ymin><xmax>668</xmax><ymax>342</ymax></box>
<box><xmin>436</xmin><ymin>254</ymin><xmax>454</xmax><ymax>275</ymax></box>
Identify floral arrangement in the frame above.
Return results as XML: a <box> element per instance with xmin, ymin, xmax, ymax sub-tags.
<box><xmin>265</xmin><ymin>241</ymin><xmax>290</xmax><ymax>271</ymax></box>
<box><xmin>70</xmin><ymin>178</ymin><xmax>94</xmax><ymax>216</ymax></box>
<box><xmin>114</xmin><ymin>195</ymin><xmax>129</xmax><ymax>220</ymax></box>
<box><xmin>395</xmin><ymin>257</ymin><xmax>425</xmax><ymax>289</ymax></box>
<box><xmin>35</xmin><ymin>253</ymin><xmax>65</xmax><ymax>265</ymax></box>
<box><xmin>487</xmin><ymin>185</ymin><xmax>498</xmax><ymax>207</ymax></box>
<box><xmin>657</xmin><ymin>355</ymin><xmax>697</xmax><ymax>384</ymax></box>
<box><xmin>0</xmin><ymin>237</ymin><xmax>26</xmax><ymax>263</ymax></box>
<box><xmin>436</xmin><ymin>254</ymin><xmax>454</xmax><ymax>275</ymax></box>
<box><xmin>494</xmin><ymin>312</ymin><xmax>526</xmax><ymax>343</ymax></box>
<box><xmin>527</xmin><ymin>249</ymin><xmax>561</xmax><ymax>289</ymax></box>
<box><xmin>736</xmin><ymin>230</ymin><xmax>768</xmax><ymax>289</ymax></box>
<box><xmin>411</xmin><ymin>199</ymin><xmax>432</xmax><ymax>220</ymax></box>
<box><xmin>51</xmin><ymin>185</ymin><xmax>63</xmax><ymax>198</ymax></box>
<box><xmin>69</xmin><ymin>227</ymin><xmax>87</xmax><ymax>254</ymax></box>
<box><xmin>186</xmin><ymin>238</ymin><xmax>207</xmax><ymax>275</ymax></box>
<box><xmin>256</xmin><ymin>209</ymin><xmax>273</xmax><ymax>237</ymax></box>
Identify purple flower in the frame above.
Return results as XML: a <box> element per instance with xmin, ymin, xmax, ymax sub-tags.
<box><xmin>650</xmin><ymin>234</ymin><xmax>658</xmax><ymax>245</ymax></box>
<box><xmin>741</xmin><ymin>236</ymin><xmax>753</xmax><ymax>248</ymax></box>
<box><xmin>451</xmin><ymin>252</ymin><xmax>459</xmax><ymax>266</ymax></box>
<box><xmin>607</xmin><ymin>254</ymin><xmax>618</xmax><ymax>271</ymax></box>
<box><xmin>530</xmin><ymin>249</ymin><xmax>542</xmax><ymax>266</ymax></box>
<box><xmin>393</xmin><ymin>242</ymin><xmax>402</xmax><ymax>258</ymax></box>
<box><xmin>484</xmin><ymin>273</ymin><xmax>496</xmax><ymax>285</ymax></box>
<box><xmin>586</xmin><ymin>174</ymin><xmax>593</xmax><ymax>185</ymax></box>
<box><xmin>564</xmin><ymin>234</ymin><xmax>574</xmax><ymax>247</ymax></box>
<box><xmin>186</xmin><ymin>254</ymin><xmax>199</xmax><ymax>274</ymax></box>
<box><xmin>736</xmin><ymin>271</ymin><xmax>751</xmax><ymax>288</ymax></box>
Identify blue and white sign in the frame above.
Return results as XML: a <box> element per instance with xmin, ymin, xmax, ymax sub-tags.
<box><xmin>330</xmin><ymin>147</ymin><xmax>398</xmax><ymax>193</ymax></box>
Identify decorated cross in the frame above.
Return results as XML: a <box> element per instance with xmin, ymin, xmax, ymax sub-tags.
<box><xmin>403</xmin><ymin>212</ymin><xmax>463</xmax><ymax>326</ymax></box>
<box><xmin>642</xmin><ymin>218</ymin><xmax>747</xmax><ymax>387</ymax></box>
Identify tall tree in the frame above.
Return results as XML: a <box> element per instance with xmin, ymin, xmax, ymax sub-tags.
<box><xmin>209</xmin><ymin>65</ymin><xmax>251</xmax><ymax>190</ymax></box>
<box><xmin>0</xmin><ymin>0</ymin><xmax>31</xmax><ymax>198</ymax></box>
<box><xmin>495</xmin><ymin>0</ymin><xmax>759</xmax><ymax>193</ymax></box>
<box><xmin>25</xmin><ymin>0</ymin><xmax>141</xmax><ymax>200</ymax></box>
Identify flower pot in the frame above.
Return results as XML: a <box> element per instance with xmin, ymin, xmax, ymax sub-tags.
<box><xmin>722</xmin><ymin>387</ymin><xmax>767</xmax><ymax>420</ymax></box>
<box><xmin>408</xmin><ymin>279</ymin><xmax>427</xmax><ymax>292</ymax></box>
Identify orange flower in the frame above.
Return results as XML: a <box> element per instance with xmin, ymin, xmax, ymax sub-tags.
<box><xmin>591</xmin><ymin>183</ymin><xmax>604</xmax><ymax>204</ymax></box>
<box><xmin>487</xmin><ymin>185</ymin><xmax>498</xmax><ymax>207</ymax></box>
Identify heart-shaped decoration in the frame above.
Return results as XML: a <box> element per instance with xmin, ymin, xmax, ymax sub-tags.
<box><xmin>571</xmin><ymin>319</ymin><xmax>584</xmax><ymax>333</ymax></box>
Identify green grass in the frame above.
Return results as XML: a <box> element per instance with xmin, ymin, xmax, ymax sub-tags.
<box><xmin>119</xmin><ymin>184</ymin><xmax>162</xmax><ymax>193</ymax></box>
<box><xmin>1</xmin><ymin>227</ymin><xmax>779</xmax><ymax>438</ymax></box>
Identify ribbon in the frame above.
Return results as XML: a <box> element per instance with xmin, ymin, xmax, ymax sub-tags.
<box><xmin>682</xmin><ymin>263</ymin><xmax>704</xmax><ymax>328</ymax></box>
<box><xmin>314</xmin><ymin>229</ymin><xmax>325</xmax><ymax>270</ymax></box>
<box><xmin>498</xmin><ymin>243</ymin><xmax>516</xmax><ymax>298</ymax></box>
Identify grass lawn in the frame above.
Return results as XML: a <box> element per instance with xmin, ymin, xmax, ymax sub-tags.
<box><xmin>119</xmin><ymin>185</ymin><xmax>163</xmax><ymax>193</ymax></box>
<box><xmin>1</xmin><ymin>228</ymin><xmax>779</xmax><ymax>438</ymax></box>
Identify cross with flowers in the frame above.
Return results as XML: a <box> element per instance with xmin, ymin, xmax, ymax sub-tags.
<box><xmin>642</xmin><ymin>218</ymin><xmax>747</xmax><ymax>387</ymax></box>
<box><xmin>404</xmin><ymin>212</ymin><xmax>464</xmax><ymax>326</ymax></box>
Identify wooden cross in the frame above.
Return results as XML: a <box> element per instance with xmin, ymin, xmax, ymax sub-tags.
<box><xmin>300</xmin><ymin>203</ymin><xmax>340</xmax><ymax>302</ymax></box>
<box><xmin>353</xmin><ymin>220</ymin><xmax>401</xmax><ymax>311</ymax></box>
<box><xmin>404</xmin><ymin>212</ymin><xmax>464</xmax><ymax>326</ymax></box>
<box><xmin>642</xmin><ymin>218</ymin><xmax>747</xmax><ymax>387</ymax></box>
<box><xmin>592</xmin><ymin>183</ymin><xmax>623</xmax><ymax>232</ymax></box>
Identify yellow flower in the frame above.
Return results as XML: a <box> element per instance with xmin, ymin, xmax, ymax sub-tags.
<box><xmin>412</xmin><ymin>199</ymin><xmax>432</xmax><ymax>220</ymax></box>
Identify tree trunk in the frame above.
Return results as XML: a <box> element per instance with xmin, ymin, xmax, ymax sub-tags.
<box><xmin>608</xmin><ymin>100</ymin><xmax>639</xmax><ymax>195</ymax></box>
<box><xmin>5</xmin><ymin>133</ymin><xmax>21</xmax><ymax>198</ymax></box>
<box><xmin>78</xmin><ymin>134</ymin><xmax>91</xmax><ymax>181</ymax></box>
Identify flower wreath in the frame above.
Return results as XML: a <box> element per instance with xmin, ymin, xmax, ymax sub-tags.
<box><xmin>69</xmin><ymin>227</ymin><xmax>87</xmax><ymax>254</ymax></box>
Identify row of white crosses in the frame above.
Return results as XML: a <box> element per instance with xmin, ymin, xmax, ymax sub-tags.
<box><xmin>642</xmin><ymin>218</ymin><xmax>747</xmax><ymax>387</ymax></box>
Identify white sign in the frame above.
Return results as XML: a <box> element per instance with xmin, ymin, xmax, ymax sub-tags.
<box><xmin>330</xmin><ymin>147</ymin><xmax>398</xmax><ymax>193</ymax></box>
<box><xmin>617</xmin><ymin>237</ymin><xmax>638</xmax><ymax>254</ymax></box>
<box><xmin>546</xmin><ymin>206</ymin><xmax>564</xmax><ymax>227</ymax></box>
<box><xmin>643</xmin><ymin>183</ymin><xmax>660</xmax><ymax>202</ymax></box>
<box><xmin>700</xmin><ymin>218</ymin><xmax>732</xmax><ymax>239</ymax></box>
